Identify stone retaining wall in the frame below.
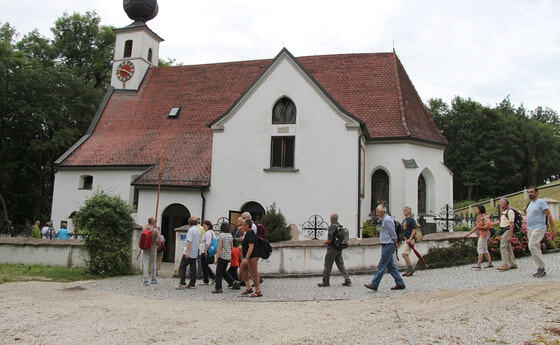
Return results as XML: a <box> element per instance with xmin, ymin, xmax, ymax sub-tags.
<box><xmin>1</xmin><ymin>232</ymin><xmax>466</xmax><ymax>275</ymax></box>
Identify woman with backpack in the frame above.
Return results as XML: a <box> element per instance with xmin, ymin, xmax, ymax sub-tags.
<box><xmin>239</xmin><ymin>219</ymin><xmax>262</xmax><ymax>297</ymax></box>
<box><xmin>212</xmin><ymin>222</ymin><xmax>236</xmax><ymax>293</ymax></box>
<box><xmin>464</xmin><ymin>205</ymin><xmax>494</xmax><ymax>269</ymax></box>
<box><xmin>200</xmin><ymin>220</ymin><xmax>216</xmax><ymax>285</ymax></box>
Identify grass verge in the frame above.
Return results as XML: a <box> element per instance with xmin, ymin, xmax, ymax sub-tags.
<box><xmin>0</xmin><ymin>264</ymin><xmax>102</xmax><ymax>284</ymax></box>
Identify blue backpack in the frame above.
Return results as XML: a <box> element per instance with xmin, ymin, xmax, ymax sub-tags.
<box><xmin>207</xmin><ymin>232</ymin><xmax>218</xmax><ymax>256</ymax></box>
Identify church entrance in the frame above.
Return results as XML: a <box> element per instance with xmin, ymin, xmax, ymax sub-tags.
<box><xmin>240</xmin><ymin>201</ymin><xmax>266</xmax><ymax>222</ymax></box>
<box><xmin>161</xmin><ymin>204</ymin><xmax>190</xmax><ymax>263</ymax></box>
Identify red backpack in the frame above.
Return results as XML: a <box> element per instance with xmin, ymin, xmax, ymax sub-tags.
<box><xmin>139</xmin><ymin>228</ymin><xmax>152</xmax><ymax>250</ymax></box>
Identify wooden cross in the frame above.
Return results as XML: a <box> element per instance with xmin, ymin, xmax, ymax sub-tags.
<box><xmin>154</xmin><ymin>150</ymin><xmax>167</xmax><ymax>224</ymax></box>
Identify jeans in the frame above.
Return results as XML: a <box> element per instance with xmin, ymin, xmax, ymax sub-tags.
<box><xmin>228</xmin><ymin>265</ymin><xmax>239</xmax><ymax>282</ymax></box>
<box><xmin>322</xmin><ymin>246</ymin><xmax>350</xmax><ymax>284</ymax></box>
<box><xmin>201</xmin><ymin>254</ymin><xmax>215</xmax><ymax>283</ymax></box>
<box><xmin>142</xmin><ymin>249</ymin><xmax>156</xmax><ymax>282</ymax></box>
<box><xmin>370</xmin><ymin>243</ymin><xmax>405</xmax><ymax>288</ymax></box>
<box><xmin>215</xmin><ymin>257</ymin><xmax>234</xmax><ymax>290</ymax></box>
<box><xmin>178</xmin><ymin>255</ymin><xmax>197</xmax><ymax>286</ymax></box>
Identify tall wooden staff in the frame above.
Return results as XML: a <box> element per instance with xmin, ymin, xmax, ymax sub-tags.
<box><xmin>154</xmin><ymin>150</ymin><xmax>166</xmax><ymax>225</ymax></box>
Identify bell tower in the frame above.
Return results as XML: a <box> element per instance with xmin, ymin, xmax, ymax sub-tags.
<box><xmin>111</xmin><ymin>0</ymin><xmax>164</xmax><ymax>90</ymax></box>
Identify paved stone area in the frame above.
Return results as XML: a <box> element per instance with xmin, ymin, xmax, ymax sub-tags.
<box><xmin>84</xmin><ymin>252</ymin><xmax>560</xmax><ymax>302</ymax></box>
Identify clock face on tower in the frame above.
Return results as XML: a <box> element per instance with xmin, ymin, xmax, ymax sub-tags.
<box><xmin>116</xmin><ymin>60</ymin><xmax>135</xmax><ymax>82</ymax></box>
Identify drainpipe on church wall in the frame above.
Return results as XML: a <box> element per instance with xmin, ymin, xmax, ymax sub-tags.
<box><xmin>357</xmin><ymin>134</ymin><xmax>364</xmax><ymax>238</ymax></box>
<box><xmin>200</xmin><ymin>189</ymin><xmax>206</xmax><ymax>221</ymax></box>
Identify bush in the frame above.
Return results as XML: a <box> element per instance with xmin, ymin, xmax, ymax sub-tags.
<box><xmin>454</xmin><ymin>223</ymin><xmax>471</xmax><ymax>232</ymax></box>
<box><xmin>419</xmin><ymin>239</ymin><xmax>478</xmax><ymax>269</ymax></box>
<box><xmin>361</xmin><ymin>221</ymin><xmax>376</xmax><ymax>238</ymax></box>
<box><xmin>257</xmin><ymin>203</ymin><xmax>291</xmax><ymax>242</ymax></box>
<box><xmin>74</xmin><ymin>191</ymin><xmax>134</xmax><ymax>275</ymax></box>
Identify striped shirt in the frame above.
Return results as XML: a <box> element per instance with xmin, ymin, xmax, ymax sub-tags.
<box><xmin>218</xmin><ymin>233</ymin><xmax>233</xmax><ymax>260</ymax></box>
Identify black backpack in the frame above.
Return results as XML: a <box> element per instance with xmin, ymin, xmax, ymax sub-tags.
<box><xmin>394</xmin><ymin>220</ymin><xmax>404</xmax><ymax>242</ymax></box>
<box><xmin>505</xmin><ymin>208</ymin><xmax>523</xmax><ymax>233</ymax></box>
<box><xmin>334</xmin><ymin>225</ymin><xmax>349</xmax><ymax>249</ymax></box>
<box><xmin>256</xmin><ymin>236</ymin><xmax>272</xmax><ymax>259</ymax></box>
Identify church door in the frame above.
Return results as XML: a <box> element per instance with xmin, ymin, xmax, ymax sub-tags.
<box><xmin>161</xmin><ymin>204</ymin><xmax>190</xmax><ymax>262</ymax></box>
<box><xmin>240</xmin><ymin>201</ymin><xmax>266</xmax><ymax>222</ymax></box>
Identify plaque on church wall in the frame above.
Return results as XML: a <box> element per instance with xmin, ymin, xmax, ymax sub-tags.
<box><xmin>277</xmin><ymin>127</ymin><xmax>289</xmax><ymax>134</ymax></box>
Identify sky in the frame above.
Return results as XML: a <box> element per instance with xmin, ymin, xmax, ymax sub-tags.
<box><xmin>2</xmin><ymin>0</ymin><xmax>559</xmax><ymax>112</ymax></box>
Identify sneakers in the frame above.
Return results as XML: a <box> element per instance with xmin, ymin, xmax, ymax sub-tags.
<box><xmin>484</xmin><ymin>263</ymin><xmax>494</xmax><ymax>269</ymax></box>
<box><xmin>472</xmin><ymin>264</ymin><xmax>481</xmax><ymax>269</ymax></box>
<box><xmin>497</xmin><ymin>265</ymin><xmax>510</xmax><ymax>271</ymax></box>
<box><xmin>143</xmin><ymin>280</ymin><xmax>150</xmax><ymax>286</ymax></box>
<box><xmin>211</xmin><ymin>289</ymin><xmax>223</xmax><ymax>294</ymax></box>
<box><xmin>317</xmin><ymin>282</ymin><xmax>330</xmax><ymax>287</ymax></box>
<box><xmin>533</xmin><ymin>268</ymin><xmax>546</xmax><ymax>277</ymax></box>
<box><xmin>186</xmin><ymin>285</ymin><xmax>195</xmax><ymax>289</ymax></box>
<box><xmin>402</xmin><ymin>270</ymin><xmax>415</xmax><ymax>276</ymax></box>
<box><xmin>342</xmin><ymin>280</ymin><xmax>352</xmax><ymax>287</ymax></box>
<box><xmin>151</xmin><ymin>278</ymin><xmax>157</xmax><ymax>284</ymax></box>
<box><xmin>176</xmin><ymin>284</ymin><xmax>187</xmax><ymax>290</ymax></box>
<box><xmin>231</xmin><ymin>281</ymin><xmax>241</xmax><ymax>290</ymax></box>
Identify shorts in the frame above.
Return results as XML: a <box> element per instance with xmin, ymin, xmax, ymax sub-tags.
<box><xmin>477</xmin><ymin>237</ymin><xmax>488</xmax><ymax>254</ymax></box>
<box><xmin>401</xmin><ymin>239</ymin><xmax>415</xmax><ymax>255</ymax></box>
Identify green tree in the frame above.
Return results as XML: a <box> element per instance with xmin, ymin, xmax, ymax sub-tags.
<box><xmin>257</xmin><ymin>203</ymin><xmax>291</xmax><ymax>242</ymax></box>
<box><xmin>0</xmin><ymin>13</ymin><xmax>114</xmax><ymax>230</ymax></box>
<box><xmin>429</xmin><ymin>96</ymin><xmax>560</xmax><ymax>202</ymax></box>
<box><xmin>73</xmin><ymin>191</ymin><xmax>134</xmax><ymax>275</ymax></box>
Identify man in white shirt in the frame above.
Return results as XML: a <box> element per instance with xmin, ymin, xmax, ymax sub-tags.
<box><xmin>176</xmin><ymin>217</ymin><xmax>201</xmax><ymax>289</ymax></box>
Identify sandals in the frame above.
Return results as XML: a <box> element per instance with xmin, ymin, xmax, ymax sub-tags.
<box><xmin>241</xmin><ymin>288</ymin><xmax>254</xmax><ymax>296</ymax></box>
<box><xmin>250</xmin><ymin>291</ymin><xmax>263</xmax><ymax>298</ymax></box>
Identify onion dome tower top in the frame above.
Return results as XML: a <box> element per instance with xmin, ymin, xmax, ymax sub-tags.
<box><xmin>123</xmin><ymin>0</ymin><xmax>159</xmax><ymax>23</ymax></box>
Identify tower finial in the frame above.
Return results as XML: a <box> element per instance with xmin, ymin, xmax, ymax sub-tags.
<box><xmin>123</xmin><ymin>0</ymin><xmax>159</xmax><ymax>23</ymax></box>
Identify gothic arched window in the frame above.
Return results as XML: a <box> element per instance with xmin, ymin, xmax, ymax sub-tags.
<box><xmin>371</xmin><ymin>169</ymin><xmax>390</xmax><ymax>213</ymax></box>
<box><xmin>272</xmin><ymin>97</ymin><xmax>296</xmax><ymax>124</ymax></box>
<box><xmin>418</xmin><ymin>174</ymin><xmax>427</xmax><ymax>215</ymax></box>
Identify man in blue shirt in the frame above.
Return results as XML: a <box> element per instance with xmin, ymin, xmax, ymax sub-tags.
<box><xmin>55</xmin><ymin>222</ymin><xmax>70</xmax><ymax>239</ymax></box>
<box><xmin>525</xmin><ymin>186</ymin><xmax>556</xmax><ymax>277</ymax></box>
<box><xmin>364</xmin><ymin>205</ymin><xmax>405</xmax><ymax>291</ymax></box>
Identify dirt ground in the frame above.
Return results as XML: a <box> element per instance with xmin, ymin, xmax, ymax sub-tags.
<box><xmin>1</xmin><ymin>281</ymin><xmax>559</xmax><ymax>345</ymax></box>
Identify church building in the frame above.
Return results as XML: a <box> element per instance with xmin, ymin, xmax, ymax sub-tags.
<box><xmin>51</xmin><ymin>1</ymin><xmax>453</xmax><ymax>262</ymax></box>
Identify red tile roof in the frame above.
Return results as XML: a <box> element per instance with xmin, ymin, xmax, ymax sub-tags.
<box><xmin>58</xmin><ymin>51</ymin><xmax>447</xmax><ymax>187</ymax></box>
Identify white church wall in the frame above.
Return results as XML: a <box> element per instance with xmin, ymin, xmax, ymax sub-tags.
<box><xmin>207</xmin><ymin>56</ymin><xmax>360</xmax><ymax>238</ymax></box>
<box><xmin>362</xmin><ymin>141</ymin><xmax>453</xmax><ymax>225</ymax></box>
<box><xmin>135</xmin><ymin>189</ymin><xmax>202</xmax><ymax>228</ymax></box>
<box><xmin>51</xmin><ymin>168</ymin><xmax>146</xmax><ymax>231</ymax></box>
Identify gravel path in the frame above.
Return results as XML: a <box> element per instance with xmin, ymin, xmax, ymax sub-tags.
<box><xmin>1</xmin><ymin>253</ymin><xmax>559</xmax><ymax>345</ymax></box>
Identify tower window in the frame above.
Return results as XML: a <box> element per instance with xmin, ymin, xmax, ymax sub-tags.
<box><xmin>271</xmin><ymin>136</ymin><xmax>295</xmax><ymax>168</ymax></box>
<box><xmin>272</xmin><ymin>97</ymin><xmax>296</xmax><ymax>124</ymax></box>
<box><xmin>147</xmin><ymin>48</ymin><xmax>153</xmax><ymax>62</ymax></box>
<box><xmin>123</xmin><ymin>40</ymin><xmax>133</xmax><ymax>58</ymax></box>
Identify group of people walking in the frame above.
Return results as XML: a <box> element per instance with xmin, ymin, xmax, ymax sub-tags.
<box><xmin>139</xmin><ymin>185</ymin><xmax>556</xmax><ymax>295</ymax></box>
<box><xmin>141</xmin><ymin>212</ymin><xmax>264</xmax><ymax>297</ymax></box>
<box><xmin>31</xmin><ymin>220</ymin><xmax>70</xmax><ymax>240</ymax></box>
<box><xmin>465</xmin><ymin>186</ymin><xmax>556</xmax><ymax>277</ymax></box>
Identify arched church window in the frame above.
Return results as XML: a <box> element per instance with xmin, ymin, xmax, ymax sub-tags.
<box><xmin>272</xmin><ymin>97</ymin><xmax>296</xmax><ymax>124</ymax></box>
<box><xmin>123</xmin><ymin>40</ymin><xmax>133</xmax><ymax>58</ymax></box>
<box><xmin>147</xmin><ymin>48</ymin><xmax>152</xmax><ymax>62</ymax></box>
<box><xmin>371</xmin><ymin>169</ymin><xmax>389</xmax><ymax>213</ymax></box>
<box><xmin>418</xmin><ymin>174</ymin><xmax>427</xmax><ymax>215</ymax></box>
